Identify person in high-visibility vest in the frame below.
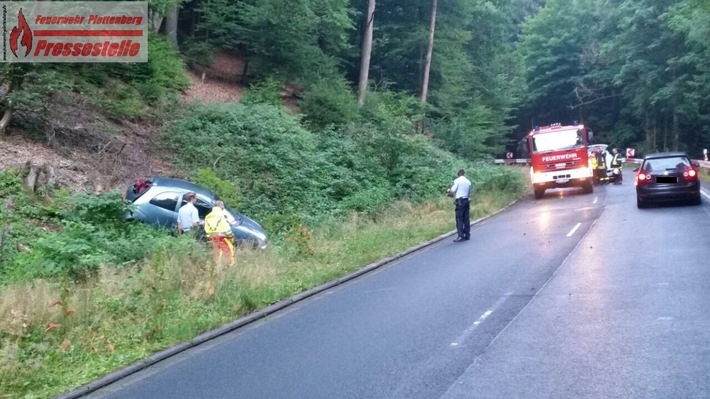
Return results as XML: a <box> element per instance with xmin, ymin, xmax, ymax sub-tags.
<box><xmin>590</xmin><ymin>153</ymin><xmax>599</xmax><ymax>184</ymax></box>
<box><xmin>204</xmin><ymin>201</ymin><xmax>235</xmax><ymax>266</ymax></box>
<box><xmin>610</xmin><ymin>148</ymin><xmax>623</xmax><ymax>182</ymax></box>
<box><xmin>594</xmin><ymin>148</ymin><xmax>608</xmax><ymax>183</ymax></box>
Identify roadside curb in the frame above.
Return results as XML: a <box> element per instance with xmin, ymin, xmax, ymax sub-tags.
<box><xmin>54</xmin><ymin>197</ymin><xmax>522</xmax><ymax>399</ymax></box>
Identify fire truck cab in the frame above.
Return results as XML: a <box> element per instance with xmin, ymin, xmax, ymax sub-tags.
<box><xmin>526</xmin><ymin>122</ymin><xmax>594</xmax><ymax>199</ymax></box>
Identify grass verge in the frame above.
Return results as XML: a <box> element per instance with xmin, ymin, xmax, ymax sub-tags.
<box><xmin>1</xmin><ymin>180</ymin><xmax>527</xmax><ymax>399</ymax></box>
<box><xmin>699</xmin><ymin>167</ymin><xmax>710</xmax><ymax>183</ymax></box>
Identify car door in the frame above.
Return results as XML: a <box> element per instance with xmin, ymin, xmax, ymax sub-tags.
<box><xmin>146</xmin><ymin>191</ymin><xmax>181</xmax><ymax>229</ymax></box>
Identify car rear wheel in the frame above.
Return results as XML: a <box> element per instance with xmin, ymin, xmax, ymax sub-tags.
<box><xmin>691</xmin><ymin>195</ymin><xmax>702</xmax><ymax>206</ymax></box>
<box><xmin>636</xmin><ymin>197</ymin><xmax>647</xmax><ymax>209</ymax></box>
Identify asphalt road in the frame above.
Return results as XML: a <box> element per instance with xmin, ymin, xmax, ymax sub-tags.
<box><xmin>87</xmin><ymin>171</ymin><xmax>710</xmax><ymax>399</ymax></box>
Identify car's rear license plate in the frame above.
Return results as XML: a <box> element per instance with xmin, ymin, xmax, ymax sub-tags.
<box><xmin>656</xmin><ymin>176</ymin><xmax>678</xmax><ymax>184</ymax></box>
<box><xmin>556</xmin><ymin>178</ymin><xmax>569</xmax><ymax>184</ymax></box>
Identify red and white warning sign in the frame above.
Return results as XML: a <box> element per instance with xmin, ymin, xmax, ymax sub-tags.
<box><xmin>2</xmin><ymin>1</ymin><xmax>147</xmax><ymax>63</ymax></box>
<box><xmin>626</xmin><ymin>148</ymin><xmax>635</xmax><ymax>158</ymax></box>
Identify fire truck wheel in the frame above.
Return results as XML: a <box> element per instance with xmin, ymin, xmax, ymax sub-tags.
<box><xmin>582</xmin><ymin>181</ymin><xmax>594</xmax><ymax>194</ymax></box>
<box><xmin>534</xmin><ymin>187</ymin><xmax>545</xmax><ymax>199</ymax></box>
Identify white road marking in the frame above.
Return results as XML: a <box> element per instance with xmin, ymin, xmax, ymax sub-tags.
<box><xmin>451</xmin><ymin>294</ymin><xmax>510</xmax><ymax>347</ymax></box>
<box><xmin>701</xmin><ymin>189</ymin><xmax>710</xmax><ymax>201</ymax></box>
<box><xmin>442</xmin><ymin>218</ymin><xmax>601</xmax><ymax>397</ymax></box>
<box><xmin>566</xmin><ymin>223</ymin><xmax>582</xmax><ymax>238</ymax></box>
<box><xmin>363</xmin><ymin>288</ymin><xmax>396</xmax><ymax>294</ymax></box>
<box><xmin>658</xmin><ymin>317</ymin><xmax>674</xmax><ymax>321</ymax></box>
<box><xmin>593</xmin><ymin>196</ymin><xmax>598</xmax><ymax>204</ymax></box>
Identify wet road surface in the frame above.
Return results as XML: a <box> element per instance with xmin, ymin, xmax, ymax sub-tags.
<box><xmin>87</xmin><ymin>172</ymin><xmax>710</xmax><ymax>399</ymax></box>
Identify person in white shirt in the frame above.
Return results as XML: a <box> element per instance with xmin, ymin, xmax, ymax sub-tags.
<box><xmin>177</xmin><ymin>192</ymin><xmax>203</xmax><ymax>233</ymax></box>
<box><xmin>447</xmin><ymin>169</ymin><xmax>472</xmax><ymax>242</ymax></box>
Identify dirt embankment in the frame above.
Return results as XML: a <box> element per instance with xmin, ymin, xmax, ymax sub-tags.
<box><xmin>0</xmin><ymin>53</ymin><xmax>247</xmax><ymax>193</ymax></box>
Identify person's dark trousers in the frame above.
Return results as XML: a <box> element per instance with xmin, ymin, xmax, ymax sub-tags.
<box><xmin>455</xmin><ymin>198</ymin><xmax>470</xmax><ymax>240</ymax></box>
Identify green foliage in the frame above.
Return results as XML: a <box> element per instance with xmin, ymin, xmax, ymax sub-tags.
<box><xmin>167</xmin><ymin>103</ymin><xmax>525</xmax><ymax>236</ymax></box>
<box><xmin>140</xmin><ymin>34</ymin><xmax>191</xmax><ymax>100</ymax></box>
<box><xmin>193</xmin><ymin>0</ymin><xmax>241</xmax><ymax>50</ymax></box>
<box><xmin>191</xmin><ymin>168</ymin><xmax>242</xmax><ymax>209</ymax></box>
<box><xmin>300</xmin><ymin>74</ymin><xmax>358</xmax><ymax>128</ymax></box>
<box><xmin>181</xmin><ymin>39</ymin><xmax>217</xmax><ymax>69</ymax></box>
<box><xmin>341</xmin><ymin>186</ymin><xmax>393</xmax><ymax>213</ymax></box>
<box><xmin>360</xmin><ymin>90</ymin><xmax>425</xmax><ymax>135</ymax></box>
<box><xmin>240</xmin><ymin>76</ymin><xmax>285</xmax><ymax>107</ymax></box>
<box><xmin>514</xmin><ymin>0</ymin><xmax>710</xmax><ymax>154</ymax></box>
<box><xmin>165</xmin><ymin>102</ymin><xmax>328</xmax><ymax>231</ymax></box>
<box><xmin>0</xmin><ymin>178</ymin><xmax>171</xmax><ymax>283</ymax></box>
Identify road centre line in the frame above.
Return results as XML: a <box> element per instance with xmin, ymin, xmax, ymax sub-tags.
<box><xmin>593</xmin><ymin>196</ymin><xmax>598</xmax><ymax>204</ymax></box>
<box><xmin>451</xmin><ymin>294</ymin><xmax>511</xmax><ymax>347</ymax></box>
<box><xmin>442</xmin><ymin>219</ymin><xmax>601</xmax><ymax>397</ymax></box>
<box><xmin>701</xmin><ymin>189</ymin><xmax>710</xmax><ymax>201</ymax></box>
<box><xmin>566</xmin><ymin>222</ymin><xmax>582</xmax><ymax>238</ymax></box>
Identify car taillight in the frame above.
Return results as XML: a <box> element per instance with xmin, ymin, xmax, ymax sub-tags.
<box><xmin>636</xmin><ymin>172</ymin><xmax>650</xmax><ymax>184</ymax></box>
<box><xmin>684</xmin><ymin>168</ymin><xmax>698</xmax><ymax>179</ymax></box>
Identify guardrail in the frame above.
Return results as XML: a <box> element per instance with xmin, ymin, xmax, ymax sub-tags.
<box><xmin>493</xmin><ymin>158</ymin><xmax>710</xmax><ymax>169</ymax></box>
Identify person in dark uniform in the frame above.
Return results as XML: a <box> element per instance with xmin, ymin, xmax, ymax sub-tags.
<box><xmin>447</xmin><ymin>169</ymin><xmax>472</xmax><ymax>242</ymax></box>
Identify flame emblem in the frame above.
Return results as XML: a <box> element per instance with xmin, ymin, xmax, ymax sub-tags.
<box><xmin>10</xmin><ymin>9</ymin><xmax>33</xmax><ymax>58</ymax></box>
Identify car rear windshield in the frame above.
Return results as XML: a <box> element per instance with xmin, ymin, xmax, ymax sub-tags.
<box><xmin>125</xmin><ymin>179</ymin><xmax>153</xmax><ymax>202</ymax></box>
<box><xmin>642</xmin><ymin>156</ymin><xmax>690</xmax><ymax>172</ymax></box>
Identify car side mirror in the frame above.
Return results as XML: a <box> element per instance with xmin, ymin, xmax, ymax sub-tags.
<box><xmin>691</xmin><ymin>160</ymin><xmax>700</xmax><ymax>168</ymax></box>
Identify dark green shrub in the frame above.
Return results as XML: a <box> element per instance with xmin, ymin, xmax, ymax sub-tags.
<box><xmin>166</xmin><ymin>102</ymin><xmax>332</xmax><ymax>228</ymax></box>
<box><xmin>241</xmin><ymin>77</ymin><xmax>285</xmax><ymax>107</ymax></box>
<box><xmin>300</xmin><ymin>75</ymin><xmax>358</xmax><ymax>129</ymax></box>
<box><xmin>360</xmin><ymin>90</ymin><xmax>425</xmax><ymax>135</ymax></box>
<box><xmin>167</xmin><ymin>102</ymin><xmax>526</xmax><ymax>237</ymax></box>
<box><xmin>192</xmin><ymin>168</ymin><xmax>242</xmax><ymax>210</ymax></box>
<box><xmin>1</xmin><ymin>188</ymin><xmax>172</xmax><ymax>283</ymax></box>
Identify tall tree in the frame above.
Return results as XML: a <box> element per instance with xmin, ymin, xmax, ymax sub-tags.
<box><xmin>420</xmin><ymin>0</ymin><xmax>437</xmax><ymax>103</ymax></box>
<box><xmin>358</xmin><ymin>0</ymin><xmax>376</xmax><ymax>106</ymax></box>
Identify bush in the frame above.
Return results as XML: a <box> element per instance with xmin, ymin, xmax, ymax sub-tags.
<box><xmin>299</xmin><ymin>75</ymin><xmax>358</xmax><ymax>129</ymax></box>
<box><xmin>167</xmin><ymin>102</ymin><xmax>526</xmax><ymax>236</ymax></box>
<box><xmin>166</xmin><ymin>102</ymin><xmax>332</xmax><ymax>231</ymax></box>
<box><xmin>0</xmin><ymin>184</ymin><xmax>170</xmax><ymax>283</ymax></box>
<box><xmin>241</xmin><ymin>76</ymin><xmax>285</xmax><ymax>107</ymax></box>
<box><xmin>191</xmin><ymin>168</ymin><xmax>242</xmax><ymax>210</ymax></box>
<box><xmin>360</xmin><ymin>90</ymin><xmax>425</xmax><ymax>135</ymax></box>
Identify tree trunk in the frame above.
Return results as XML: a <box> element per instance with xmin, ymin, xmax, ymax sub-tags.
<box><xmin>357</xmin><ymin>0</ymin><xmax>376</xmax><ymax>107</ymax></box>
<box><xmin>24</xmin><ymin>163</ymin><xmax>40</xmax><ymax>192</ymax></box>
<box><xmin>644</xmin><ymin>110</ymin><xmax>649</xmax><ymax>151</ymax></box>
<box><xmin>0</xmin><ymin>107</ymin><xmax>13</xmax><ymax>135</ymax></box>
<box><xmin>0</xmin><ymin>74</ymin><xmax>21</xmax><ymax>136</ymax></box>
<box><xmin>165</xmin><ymin>5</ymin><xmax>179</xmax><ymax>49</ymax></box>
<box><xmin>662</xmin><ymin>115</ymin><xmax>668</xmax><ymax>152</ymax></box>
<box><xmin>241</xmin><ymin>57</ymin><xmax>249</xmax><ymax>85</ymax></box>
<box><xmin>420</xmin><ymin>0</ymin><xmax>438</xmax><ymax>103</ymax></box>
<box><xmin>149</xmin><ymin>8</ymin><xmax>164</xmax><ymax>32</ymax></box>
<box><xmin>672</xmin><ymin>107</ymin><xmax>679</xmax><ymax>151</ymax></box>
<box><xmin>43</xmin><ymin>164</ymin><xmax>57</xmax><ymax>188</ymax></box>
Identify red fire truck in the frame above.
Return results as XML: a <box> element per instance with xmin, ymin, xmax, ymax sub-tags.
<box><xmin>525</xmin><ymin>122</ymin><xmax>594</xmax><ymax>199</ymax></box>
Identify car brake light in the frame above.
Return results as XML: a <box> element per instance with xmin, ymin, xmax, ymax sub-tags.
<box><xmin>683</xmin><ymin>168</ymin><xmax>698</xmax><ymax>179</ymax></box>
<box><xmin>637</xmin><ymin>172</ymin><xmax>649</xmax><ymax>184</ymax></box>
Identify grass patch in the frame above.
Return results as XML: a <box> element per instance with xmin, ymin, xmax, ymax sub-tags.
<box><xmin>0</xmin><ymin>179</ymin><xmax>525</xmax><ymax>399</ymax></box>
<box><xmin>698</xmin><ymin>167</ymin><xmax>710</xmax><ymax>183</ymax></box>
